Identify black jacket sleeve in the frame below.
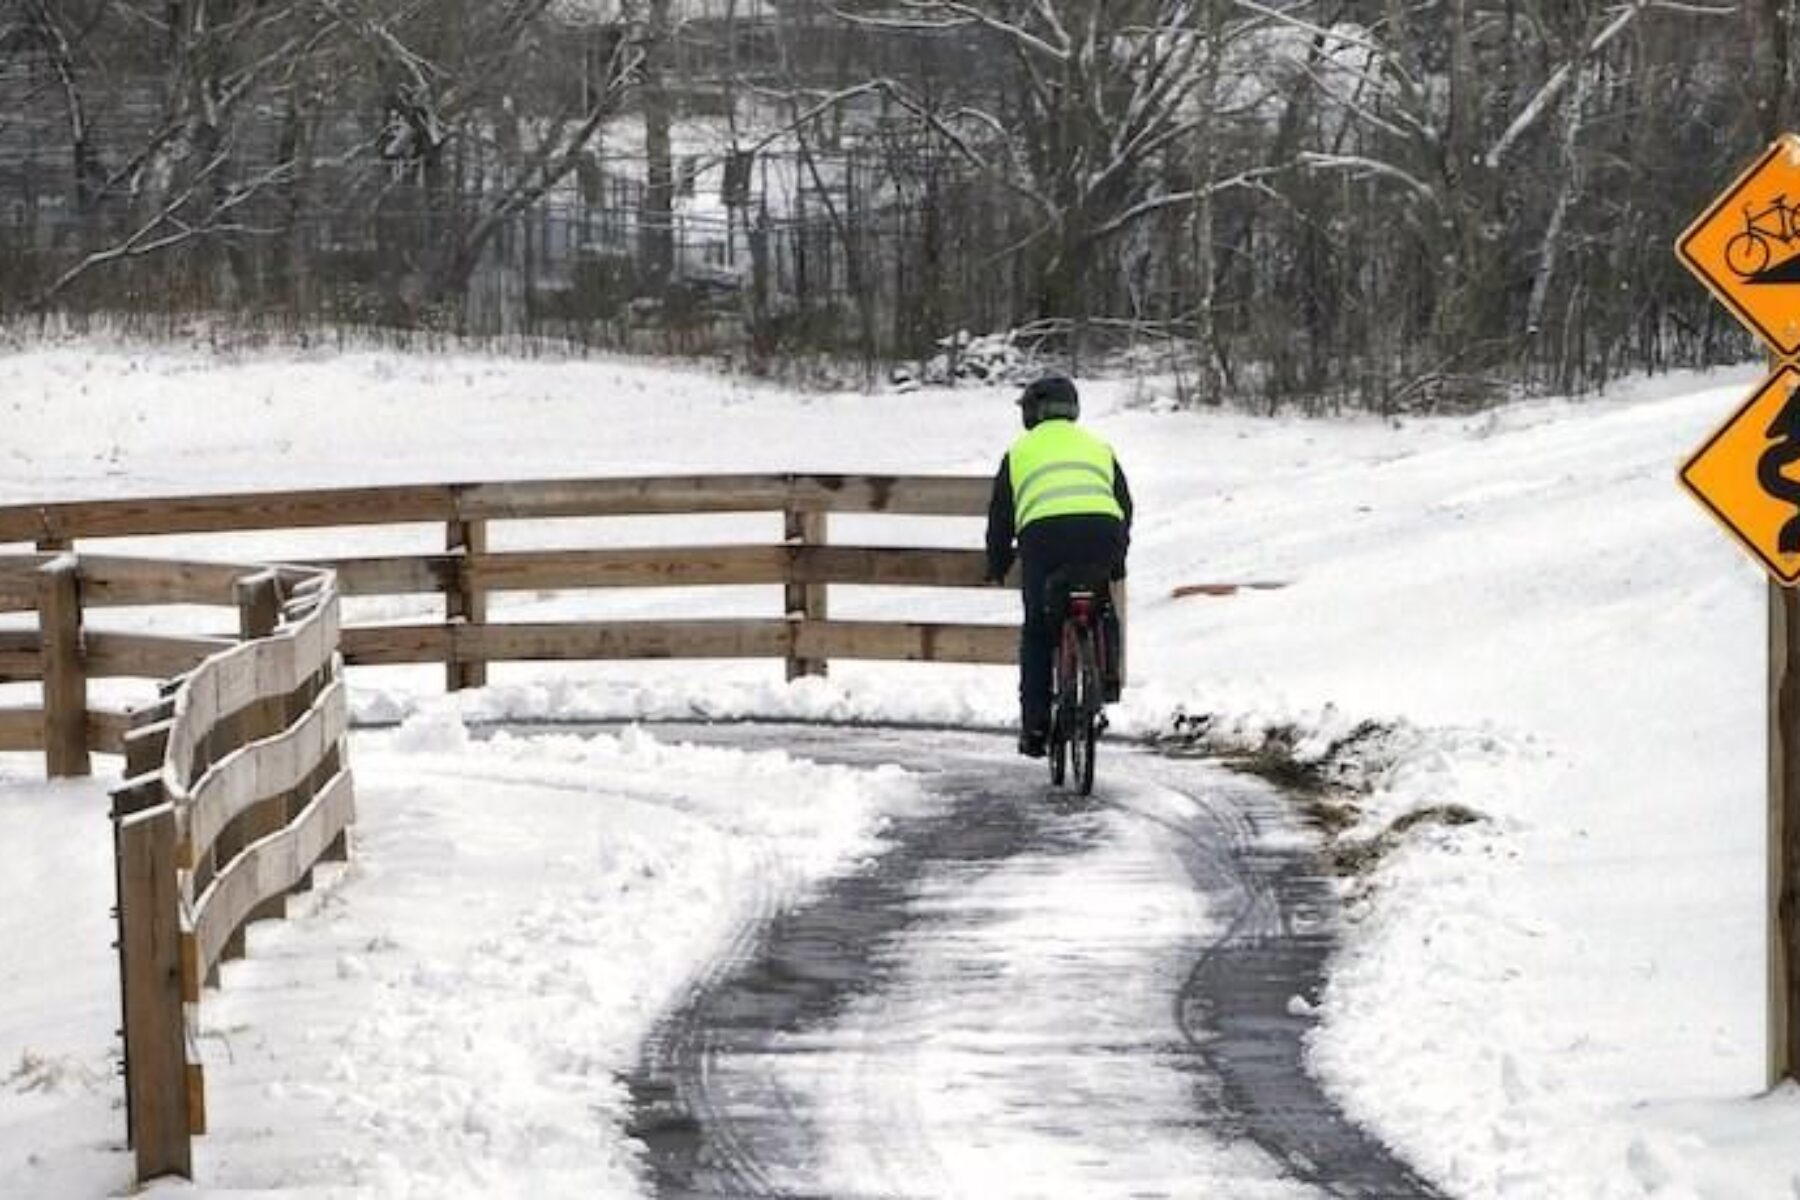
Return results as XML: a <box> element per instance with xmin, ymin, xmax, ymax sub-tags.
<box><xmin>1113</xmin><ymin>459</ymin><xmax>1133</xmax><ymax>577</ymax></box>
<box><xmin>985</xmin><ymin>455</ymin><xmax>1015</xmax><ymax>582</ymax></box>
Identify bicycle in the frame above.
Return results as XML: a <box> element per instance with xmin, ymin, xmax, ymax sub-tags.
<box><xmin>1045</xmin><ymin>569</ymin><xmax>1117</xmax><ymax>795</ymax></box>
<box><xmin>1727</xmin><ymin>193</ymin><xmax>1800</xmax><ymax>277</ymax></box>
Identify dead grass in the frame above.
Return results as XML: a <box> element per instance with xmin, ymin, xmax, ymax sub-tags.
<box><xmin>1157</xmin><ymin>713</ymin><xmax>1487</xmax><ymax>876</ymax></box>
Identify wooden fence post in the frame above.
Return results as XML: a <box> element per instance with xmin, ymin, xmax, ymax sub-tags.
<box><xmin>1771</xmin><ymin>581</ymin><xmax>1800</xmax><ymax>1087</ymax></box>
<box><xmin>115</xmin><ymin>802</ymin><xmax>192</xmax><ymax>1181</ymax></box>
<box><xmin>784</xmin><ymin>504</ymin><xmax>828</xmax><ymax>681</ymax></box>
<box><xmin>38</xmin><ymin>556</ymin><xmax>89</xmax><ymax>778</ymax></box>
<box><xmin>447</xmin><ymin>518</ymin><xmax>488</xmax><ymax>692</ymax></box>
<box><xmin>236</xmin><ymin>573</ymin><xmax>288</xmax><ymax>925</ymax></box>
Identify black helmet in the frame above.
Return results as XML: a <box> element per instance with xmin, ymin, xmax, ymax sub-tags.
<box><xmin>1018</xmin><ymin>374</ymin><xmax>1079</xmax><ymax>428</ymax></box>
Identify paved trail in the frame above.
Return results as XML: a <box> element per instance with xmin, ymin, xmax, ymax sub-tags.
<box><xmin>609</xmin><ymin>725</ymin><xmax>1440</xmax><ymax>1200</ymax></box>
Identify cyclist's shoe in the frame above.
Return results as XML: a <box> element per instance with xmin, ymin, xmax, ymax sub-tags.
<box><xmin>1018</xmin><ymin>728</ymin><xmax>1048</xmax><ymax>758</ymax></box>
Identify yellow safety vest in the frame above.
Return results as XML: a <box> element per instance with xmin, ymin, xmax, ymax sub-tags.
<box><xmin>1008</xmin><ymin>420</ymin><xmax>1124</xmax><ymax>532</ymax></box>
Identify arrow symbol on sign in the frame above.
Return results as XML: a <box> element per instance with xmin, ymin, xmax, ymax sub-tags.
<box><xmin>1759</xmin><ymin>385</ymin><xmax>1800</xmax><ymax>554</ymax></box>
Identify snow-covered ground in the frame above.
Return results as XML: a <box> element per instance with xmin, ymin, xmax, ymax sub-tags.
<box><xmin>0</xmin><ymin>339</ymin><xmax>1791</xmax><ymax>1197</ymax></box>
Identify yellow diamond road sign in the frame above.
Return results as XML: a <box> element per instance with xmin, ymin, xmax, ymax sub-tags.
<box><xmin>1682</xmin><ymin>365</ymin><xmax>1800</xmax><ymax>585</ymax></box>
<box><xmin>1678</xmin><ymin>134</ymin><xmax>1800</xmax><ymax>358</ymax></box>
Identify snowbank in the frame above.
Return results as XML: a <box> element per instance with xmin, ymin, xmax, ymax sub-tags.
<box><xmin>0</xmin><ymin>339</ymin><xmax>1792</xmax><ymax>1195</ymax></box>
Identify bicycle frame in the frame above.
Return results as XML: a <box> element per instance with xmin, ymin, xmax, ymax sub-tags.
<box><xmin>1058</xmin><ymin>597</ymin><xmax>1101</xmax><ymax>688</ymax></box>
<box><xmin>1746</xmin><ymin>194</ymin><xmax>1800</xmax><ymax>243</ymax></box>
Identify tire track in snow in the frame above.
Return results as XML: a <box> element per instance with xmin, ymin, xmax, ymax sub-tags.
<box><xmin>615</xmin><ymin>724</ymin><xmax>1442</xmax><ymax>1199</ymax></box>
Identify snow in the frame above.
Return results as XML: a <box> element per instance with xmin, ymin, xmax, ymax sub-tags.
<box><xmin>4</xmin><ymin>722</ymin><xmax>925</xmax><ymax>1197</ymax></box>
<box><xmin>0</xmin><ymin>338</ymin><xmax>1793</xmax><ymax>1195</ymax></box>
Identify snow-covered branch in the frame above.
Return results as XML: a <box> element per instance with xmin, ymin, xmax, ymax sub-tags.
<box><xmin>1090</xmin><ymin>166</ymin><xmax>1288</xmax><ymax>240</ymax></box>
<box><xmin>1482</xmin><ymin>3</ymin><xmax>1645</xmax><ymax>170</ymax></box>
<box><xmin>1296</xmin><ymin>151</ymin><xmax>1437</xmax><ymax>202</ymax></box>
<box><xmin>830</xmin><ymin>1</ymin><xmax>1068</xmax><ymax>61</ymax></box>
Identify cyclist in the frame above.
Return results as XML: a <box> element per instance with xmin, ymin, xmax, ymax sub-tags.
<box><xmin>984</xmin><ymin>374</ymin><xmax>1133</xmax><ymax>758</ymax></box>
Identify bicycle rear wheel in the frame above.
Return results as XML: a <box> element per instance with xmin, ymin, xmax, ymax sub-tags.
<box><xmin>1071</xmin><ymin>713</ymin><xmax>1097</xmax><ymax>795</ymax></box>
<box><xmin>1048</xmin><ymin>625</ymin><xmax>1074</xmax><ymax>787</ymax></box>
<box><xmin>1070</xmin><ymin>628</ymin><xmax>1101</xmax><ymax>795</ymax></box>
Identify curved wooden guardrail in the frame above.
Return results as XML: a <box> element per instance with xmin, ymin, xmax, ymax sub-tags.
<box><xmin>100</xmin><ymin>562</ymin><xmax>353</xmax><ymax>1182</ymax></box>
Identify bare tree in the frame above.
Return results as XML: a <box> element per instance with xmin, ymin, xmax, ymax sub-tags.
<box><xmin>832</xmin><ymin>1</ymin><xmax>1274</xmax><ymax>342</ymax></box>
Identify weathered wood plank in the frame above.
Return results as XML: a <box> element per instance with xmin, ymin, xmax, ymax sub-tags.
<box><xmin>447</xmin><ymin>520</ymin><xmax>487</xmax><ymax>692</ymax></box>
<box><xmin>339</xmin><ymin>624</ymin><xmax>452</xmax><ymax>666</ymax></box>
<box><xmin>310</xmin><ymin>545</ymin><xmax>998</xmax><ymax>599</ymax></box>
<box><xmin>39</xmin><ymin>558</ymin><xmax>89</xmax><ymax>777</ymax></box>
<box><xmin>465</xmin><ymin>620</ymin><xmax>791</xmax><ymax>663</ymax></box>
<box><xmin>124</xmin><ymin>718</ymin><xmax>173</xmax><ymax>781</ymax></box>
<box><xmin>341</xmin><ymin>619</ymin><xmax>1015</xmax><ymax>667</ymax></box>
<box><xmin>0</xmin><ymin>476</ymin><xmax>989</xmax><ymax>550</ymax></box>
<box><xmin>786</xmin><ymin>511</ymin><xmax>828</xmax><ymax>681</ymax></box>
<box><xmin>161</xmin><ymin>596</ymin><xmax>334</xmax><ymax>794</ymax></box>
<box><xmin>470</xmin><ymin>546</ymin><xmax>789</xmax><ymax>591</ymax></box>
<box><xmin>790</xmin><ymin>546</ymin><xmax>995</xmax><ymax>588</ymax></box>
<box><xmin>1773</xmin><ymin>583</ymin><xmax>1800</xmax><ymax>1086</ymax></box>
<box><xmin>787</xmin><ymin>474</ymin><xmax>991</xmax><ymax>516</ymax></box>
<box><xmin>0</xmin><ymin>485</ymin><xmax>457</xmax><ymax>543</ymax></box>
<box><xmin>86</xmin><ymin>632</ymin><xmax>234</xmax><ymax>681</ymax></box>
<box><xmin>186</xmin><ymin>1062</ymin><xmax>206</xmax><ymax>1137</ymax></box>
<box><xmin>455</xmin><ymin>475</ymin><xmax>790</xmax><ymax>519</ymax></box>
<box><xmin>234</xmin><ymin>574</ymin><xmax>288</xmax><ymax>925</ymax></box>
<box><xmin>185</xmin><ymin>682</ymin><xmax>346</xmax><ymax>872</ymax></box>
<box><xmin>78</xmin><ymin>557</ymin><xmax>251</xmax><ymax>608</ymax></box>
<box><xmin>793</xmin><ymin>620</ymin><xmax>1017</xmax><ymax>665</ymax></box>
<box><xmin>340</xmin><ymin>620</ymin><xmax>792</xmax><ymax>665</ymax></box>
<box><xmin>109</xmin><ymin>773</ymin><xmax>162</xmax><ymax>1149</ymax></box>
<box><xmin>87</xmin><ymin>709</ymin><xmax>132</xmax><ymax>756</ymax></box>
<box><xmin>310</xmin><ymin>555</ymin><xmax>453</xmax><ymax>597</ymax></box>
<box><xmin>0</xmin><ymin>630</ymin><xmax>42</xmax><ymax>683</ymax></box>
<box><xmin>0</xmin><ymin>707</ymin><xmax>42</xmax><ymax>752</ymax></box>
<box><xmin>187</xmin><ymin>770</ymin><xmax>355</xmax><ymax>993</ymax></box>
<box><xmin>116</xmin><ymin>803</ymin><xmax>192</xmax><ymax>1181</ymax></box>
<box><xmin>0</xmin><ymin>555</ymin><xmax>48</xmax><ymax>612</ymax></box>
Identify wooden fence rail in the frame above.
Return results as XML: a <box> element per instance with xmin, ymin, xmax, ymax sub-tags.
<box><xmin>0</xmin><ymin>474</ymin><xmax>1019</xmax><ymax>694</ymax></box>
<box><xmin>0</xmin><ymin>474</ymin><xmax>992</xmax><ymax>544</ymax></box>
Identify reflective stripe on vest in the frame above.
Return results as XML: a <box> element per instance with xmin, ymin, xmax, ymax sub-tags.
<box><xmin>1008</xmin><ymin>420</ymin><xmax>1124</xmax><ymax>531</ymax></box>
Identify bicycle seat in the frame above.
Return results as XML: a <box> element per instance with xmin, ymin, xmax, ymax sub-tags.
<box><xmin>1045</xmin><ymin>564</ymin><xmax>1114</xmax><ymax>622</ymax></box>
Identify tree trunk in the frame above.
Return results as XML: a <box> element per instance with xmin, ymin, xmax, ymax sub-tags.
<box><xmin>641</xmin><ymin>0</ymin><xmax>675</xmax><ymax>294</ymax></box>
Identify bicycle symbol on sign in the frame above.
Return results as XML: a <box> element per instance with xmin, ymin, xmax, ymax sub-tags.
<box><xmin>1728</xmin><ymin>194</ymin><xmax>1800</xmax><ymax>278</ymax></box>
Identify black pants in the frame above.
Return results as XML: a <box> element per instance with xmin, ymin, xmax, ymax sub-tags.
<box><xmin>1017</xmin><ymin>514</ymin><xmax>1126</xmax><ymax>733</ymax></box>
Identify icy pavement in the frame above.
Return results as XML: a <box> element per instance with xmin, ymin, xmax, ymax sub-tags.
<box><xmin>624</xmin><ymin>726</ymin><xmax>1433</xmax><ymax>1199</ymax></box>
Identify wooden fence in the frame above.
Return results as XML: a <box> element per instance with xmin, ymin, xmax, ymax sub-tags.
<box><xmin>0</xmin><ymin>474</ymin><xmax>1017</xmax><ymax>707</ymax></box>
<box><xmin>0</xmin><ymin>473</ymin><xmax>1020</xmax><ymax>1184</ymax></box>
<box><xmin>0</xmin><ymin>553</ymin><xmax>354</xmax><ymax>1182</ymax></box>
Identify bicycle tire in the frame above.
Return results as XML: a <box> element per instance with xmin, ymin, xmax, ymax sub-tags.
<box><xmin>1071</xmin><ymin>628</ymin><xmax>1100</xmax><ymax>795</ymax></box>
<box><xmin>1051</xmin><ymin>618</ymin><xmax>1072</xmax><ymax>788</ymax></box>
<box><xmin>1069</xmin><ymin>715</ymin><xmax>1089</xmax><ymax>793</ymax></box>
<box><xmin>1048</xmin><ymin>625</ymin><xmax>1071</xmax><ymax>786</ymax></box>
<box><xmin>1728</xmin><ymin>231</ymin><xmax>1772</xmax><ymax>278</ymax></box>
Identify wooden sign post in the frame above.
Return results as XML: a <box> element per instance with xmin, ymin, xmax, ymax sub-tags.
<box><xmin>1772</xmin><ymin>584</ymin><xmax>1800</xmax><ymax>1083</ymax></box>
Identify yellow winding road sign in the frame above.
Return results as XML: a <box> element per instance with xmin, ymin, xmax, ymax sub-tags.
<box><xmin>1681</xmin><ymin>366</ymin><xmax>1800</xmax><ymax>585</ymax></box>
